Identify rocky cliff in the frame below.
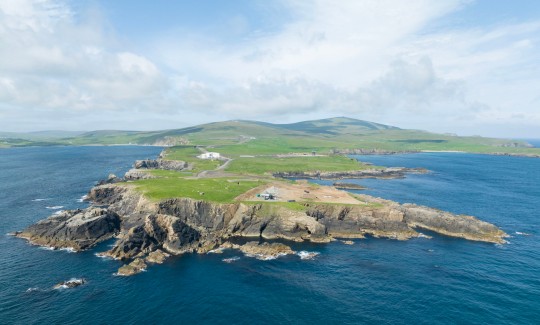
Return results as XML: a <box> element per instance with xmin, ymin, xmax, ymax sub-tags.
<box><xmin>15</xmin><ymin>208</ymin><xmax>120</xmax><ymax>251</ymax></box>
<box><xmin>16</xmin><ymin>182</ymin><xmax>507</xmax><ymax>276</ymax></box>
<box><xmin>122</xmin><ymin>158</ymin><xmax>189</xmax><ymax>180</ymax></box>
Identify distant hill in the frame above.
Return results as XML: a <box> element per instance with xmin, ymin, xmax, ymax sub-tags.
<box><xmin>1</xmin><ymin>117</ymin><xmax>538</xmax><ymax>156</ymax></box>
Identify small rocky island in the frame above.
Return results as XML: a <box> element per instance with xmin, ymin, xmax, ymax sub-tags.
<box><xmin>15</xmin><ymin>152</ymin><xmax>508</xmax><ymax>276</ymax></box>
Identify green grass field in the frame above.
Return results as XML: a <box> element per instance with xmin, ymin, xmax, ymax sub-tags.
<box><xmin>226</xmin><ymin>155</ymin><xmax>373</xmax><ymax>175</ymax></box>
<box><xmin>133</xmin><ymin>177</ymin><xmax>265</xmax><ymax>202</ymax></box>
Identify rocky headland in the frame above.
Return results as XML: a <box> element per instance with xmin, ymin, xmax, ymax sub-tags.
<box><xmin>16</xmin><ymin>167</ymin><xmax>508</xmax><ymax>275</ymax></box>
<box><xmin>14</xmin><ymin>148</ymin><xmax>509</xmax><ymax>276</ymax></box>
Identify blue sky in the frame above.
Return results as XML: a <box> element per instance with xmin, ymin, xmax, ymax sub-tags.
<box><xmin>0</xmin><ymin>0</ymin><xmax>539</xmax><ymax>137</ymax></box>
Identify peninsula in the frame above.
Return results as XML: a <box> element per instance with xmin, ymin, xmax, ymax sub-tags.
<box><xmin>16</xmin><ymin>131</ymin><xmax>508</xmax><ymax>276</ymax></box>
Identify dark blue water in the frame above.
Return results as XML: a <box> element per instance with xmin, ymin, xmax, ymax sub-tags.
<box><xmin>1</xmin><ymin>148</ymin><xmax>539</xmax><ymax>324</ymax></box>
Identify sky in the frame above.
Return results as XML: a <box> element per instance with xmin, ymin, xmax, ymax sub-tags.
<box><xmin>0</xmin><ymin>0</ymin><xmax>539</xmax><ymax>137</ymax></box>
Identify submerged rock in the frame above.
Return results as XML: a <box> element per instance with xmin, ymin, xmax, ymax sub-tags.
<box><xmin>236</xmin><ymin>241</ymin><xmax>294</xmax><ymax>260</ymax></box>
<box><xmin>53</xmin><ymin>278</ymin><xmax>86</xmax><ymax>289</ymax></box>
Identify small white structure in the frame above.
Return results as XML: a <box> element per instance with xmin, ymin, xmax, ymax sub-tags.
<box><xmin>197</xmin><ymin>152</ymin><xmax>220</xmax><ymax>160</ymax></box>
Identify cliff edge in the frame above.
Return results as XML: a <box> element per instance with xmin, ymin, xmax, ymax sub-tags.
<box><xmin>16</xmin><ymin>180</ymin><xmax>507</xmax><ymax>275</ymax></box>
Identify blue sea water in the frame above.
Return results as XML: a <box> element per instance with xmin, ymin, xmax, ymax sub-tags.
<box><xmin>522</xmin><ymin>139</ymin><xmax>540</xmax><ymax>147</ymax></box>
<box><xmin>1</xmin><ymin>147</ymin><xmax>539</xmax><ymax>324</ymax></box>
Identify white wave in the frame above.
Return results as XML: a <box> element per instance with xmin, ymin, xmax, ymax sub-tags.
<box><xmin>53</xmin><ymin>210</ymin><xmax>65</xmax><ymax>215</ymax></box>
<box><xmin>207</xmin><ymin>248</ymin><xmax>224</xmax><ymax>254</ymax></box>
<box><xmin>31</xmin><ymin>198</ymin><xmax>49</xmax><ymax>202</ymax></box>
<box><xmin>59</xmin><ymin>247</ymin><xmax>76</xmax><ymax>253</ymax></box>
<box><xmin>25</xmin><ymin>287</ymin><xmax>40</xmax><ymax>293</ymax></box>
<box><xmin>95</xmin><ymin>252</ymin><xmax>114</xmax><ymax>260</ymax></box>
<box><xmin>76</xmin><ymin>195</ymin><xmax>88</xmax><ymax>203</ymax></box>
<box><xmin>46</xmin><ymin>206</ymin><xmax>64</xmax><ymax>210</ymax></box>
<box><xmin>222</xmin><ymin>256</ymin><xmax>240</xmax><ymax>263</ymax></box>
<box><xmin>244</xmin><ymin>253</ymin><xmax>289</xmax><ymax>261</ymax></box>
<box><xmin>296</xmin><ymin>251</ymin><xmax>320</xmax><ymax>260</ymax></box>
<box><xmin>496</xmin><ymin>242</ymin><xmax>509</xmax><ymax>248</ymax></box>
<box><xmin>38</xmin><ymin>246</ymin><xmax>56</xmax><ymax>251</ymax></box>
<box><xmin>515</xmin><ymin>231</ymin><xmax>531</xmax><ymax>236</ymax></box>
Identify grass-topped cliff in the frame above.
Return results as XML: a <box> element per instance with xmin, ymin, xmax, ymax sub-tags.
<box><xmin>3</xmin><ymin>117</ymin><xmax>539</xmax><ymax>156</ymax></box>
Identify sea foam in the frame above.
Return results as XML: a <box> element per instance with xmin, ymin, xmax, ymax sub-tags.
<box><xmin>222</xmin><ymin>257</ymin><xmax>241</xmax><ymax>263</ymax></box>
<box><xmin>296</xmin><ymin>251</ymin><xmax>320</xmax><ymax>260</ymax></box>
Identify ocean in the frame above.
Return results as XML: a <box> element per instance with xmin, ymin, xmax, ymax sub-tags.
<box><xmin>0</xmin><ymin>146</ymin><xmax>539</xmax><ymax>324</ymax></box>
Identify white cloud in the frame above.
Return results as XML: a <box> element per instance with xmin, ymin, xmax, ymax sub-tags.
<box><xmin>0</xmin><ymin>0</ymin><xmax>539</xmax><ymax>137</ymax></box>
<box><xmin>0</xmin><ymin>0</ymin><xmax>170</xmax><ymax>120</ymax></box>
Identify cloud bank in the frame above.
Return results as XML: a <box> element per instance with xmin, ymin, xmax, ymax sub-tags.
<box><xmin>0</xmin><ymin>0</ymin><xmax>539</xmax><ymax>137</ymax></box>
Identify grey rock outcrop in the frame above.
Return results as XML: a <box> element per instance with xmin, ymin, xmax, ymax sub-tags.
<box><xmin>273</xmin><ymin>167</ymin><xmax>428</xmax><ymax>180</ymax></box>
<box><xmin>16</xmin><ymin>208</ymin><xmax>120</xmax><ymax>251</ymax></box>
<box><xmin>117</xmin><ymin>258</ymin><xmax>147</xmax><ymax>276</ymax></box>
<box><xmin>124</xmin><ymin>169</ymin><xmax>156</xmax><ymax>180</ymax></box>
<box><xmin>97</xmin><ymin>173</ymin><xmax>122</xmax><ymax>186</ymax></box>
<box><xmin>235</xmin><ymin>241</ymin><xmax>294</xmax><ymax>260</ymax></box>
<box><xmin>134</xmin><ymin>159</ymin><xmax>188</xmax><ymax>171</ymax></box>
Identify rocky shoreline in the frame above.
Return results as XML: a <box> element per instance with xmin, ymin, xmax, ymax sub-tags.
<box><xmin>14</xmin><ymin>156</ymin><xmax>507</xmax><ymax>276</ymax></box>
<box><xmin>273</xmin><ymin>167</ymin><xmax>429</xmax><ymax>180</ymax></box>
<box><xmin>332</xmin><ymin>182</ymin><xmax>367</xmax><ymax>190</ymax></box>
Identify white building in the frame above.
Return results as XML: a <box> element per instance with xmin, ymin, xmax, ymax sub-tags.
<box><xmin>197</xmin><ymin>152</ymin><xmax>220</xmax><ymax>160</ymax></box>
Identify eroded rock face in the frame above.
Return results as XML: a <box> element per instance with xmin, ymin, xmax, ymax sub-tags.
<box><xmin>124</xmin><ymin>169</ymin><xmax>156</xmax><ymax>180</ymax></box>
<box><xmin>134</xmin><ymin>159</ymin><xmax>188</xmax><ymax>171</ymax></box>
<box><xmin>146</xmin><ymin>249</ymin><xmax>170</xmax><ymax>264</ymax></box>
<box><xmin>117</xmin><ymin>258</ymin><xmax>147</xmax><ymax>276</ymax></box>
<box><xmin>18</xmin><ymin>183</ymin><xmax>508</xmax><ymax>276</ymax></box>
<box><xmin>401</xmin><ymin>204</ymin><xmax>507</xmax><ymax>243</ymax></box>
<box><xmin>16</xmin><ymin>208</ymin><xmax>120</xmax><ymax>251</ymax></box>
<box><xmin>97</xmin><ymin>174</ymin><xmax>122</xmax><ymax>186</ymax></box>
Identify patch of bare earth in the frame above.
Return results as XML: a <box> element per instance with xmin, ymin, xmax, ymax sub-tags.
<box><xmin>235</xmin><ymin>180</ymin><xmax>362</xmax><ymax>205</ymax></box>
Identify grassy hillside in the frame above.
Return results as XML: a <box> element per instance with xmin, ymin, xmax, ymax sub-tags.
<box><xmin>2</xmin><ymin>117</ymin><xmax>539</xmax><ymax>156</ymax></box>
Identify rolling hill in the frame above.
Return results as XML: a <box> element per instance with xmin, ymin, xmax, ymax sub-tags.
<box><xmin>1</xmin><ymin>117</ymin><xmax>538</xmax><ymax>156</ymax></box>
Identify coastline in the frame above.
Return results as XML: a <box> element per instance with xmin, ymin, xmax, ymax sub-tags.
<box><xmin>14</xmin><ymin>148</ymin><xmax>508</xmax><ymax>276</ymax></box>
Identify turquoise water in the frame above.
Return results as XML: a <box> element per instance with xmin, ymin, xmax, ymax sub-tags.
<box><xmin>1</xmin><ymin>147</ymin><xmax>539</xmax><ymax>324</ymax></box>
